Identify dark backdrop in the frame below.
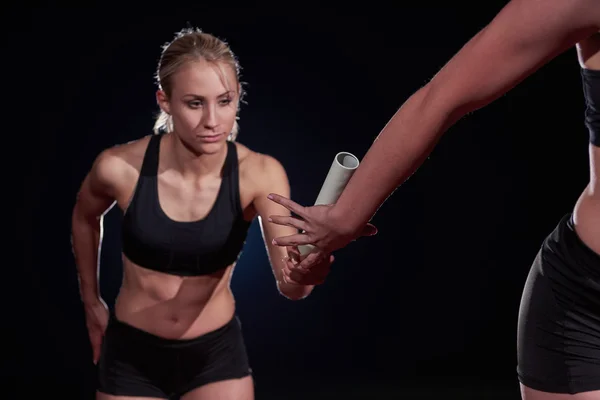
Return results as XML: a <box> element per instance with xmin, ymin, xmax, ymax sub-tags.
<box><xmin>9</xmin><ymin>4</ymin><xmax>591</xmax><ymax>399</ymax></box>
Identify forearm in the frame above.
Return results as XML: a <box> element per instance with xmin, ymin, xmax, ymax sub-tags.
<box><xmin>333</xmin><ymin>84</ymin><xmax>459</xmax><ymax>229</ymax></box>
<box><xmin>71</xmin><ymin>205</ymin><xmax>103</xmax><ymax>305</ymax></box>
<box><xmin>277</xmin><ymin>272</ymin><xmax>314</xmax><ymax>300</ymax></box>
<box><xmin>260</xmin><ymin>218</ymin><xmax>315</xmax><ymax>300</ymax></box>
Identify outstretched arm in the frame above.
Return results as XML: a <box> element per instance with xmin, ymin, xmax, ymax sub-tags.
<box><xmin>334</xmin><ymin>0</ymin><xmax>598</xmax><ymax>229</ymax></box>
<box><xmin>268</xmin><ymin>0</ymin><xmax>599</xmax><ymax>267</ymax></box>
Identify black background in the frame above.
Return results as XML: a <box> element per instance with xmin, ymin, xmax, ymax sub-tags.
<box><xmin>9</xmin><ymin>4</ymin><xmax>592</xmax><ymax>399</ymax></box>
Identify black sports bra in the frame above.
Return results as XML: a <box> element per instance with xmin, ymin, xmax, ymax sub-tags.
<box><xmin>121</xmin><ymin>134</ymin><xmax>252</xmax><ymax>276</ymax></box>
<box><xmin>581</xmin><ymin>68</ymin><xmax>600</xmax><ymax>147</ymax></box>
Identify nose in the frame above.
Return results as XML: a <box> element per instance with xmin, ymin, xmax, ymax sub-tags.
<box><xmin>203</xmin><ymin>104</ymin><xmax>218</xmax><ymax>130</ymax></box>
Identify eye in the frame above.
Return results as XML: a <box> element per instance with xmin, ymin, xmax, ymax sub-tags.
<box><xmin>188</xmin><ymin>100</ymin><xmax>203</xmax><ymax>108</ymax></box>
<box><xmin>219</xmin><ymin>98</ymin><xmax>232</xmax><ymax>106</ymax></box>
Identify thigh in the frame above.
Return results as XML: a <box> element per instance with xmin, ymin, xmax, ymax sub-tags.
<box><xmin>517</xmin><ymin>246</ymin><xmax>600</xmax><ymax>394</ymax></box>
<box><xmin>517</xmin><ymin>250</ymin><xmax>570</xmax><ymax>391</ymax></box>
<box><xmin>98</xmin><ymin>316</ymin><xmax>172</xmax><ymax>399</ymax></box>
<box><xmin>521</xmin><ymin>384</ymin><xmax>600</xmax><ymax>400</ymax></box>
<box><xmin>180</xmin><ymin>376</ymin><xmax>254</xmax><ymax>400</ymax></box>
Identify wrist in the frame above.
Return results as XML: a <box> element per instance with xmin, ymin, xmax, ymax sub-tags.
<box><xmin>82</xmin><ymin>293</ymin><xmax>102</xmax><ymax>307</ymax></box>
<box><xmin>330</xmin><ymin>203</ymin><xmax>361</xmax><ymax>237</ymax></box>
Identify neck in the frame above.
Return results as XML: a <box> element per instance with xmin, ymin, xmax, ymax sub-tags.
<box><xmin>164</xmin><ymin>132</ymin><xmax>227</xmax><ymax>179</ymax></box>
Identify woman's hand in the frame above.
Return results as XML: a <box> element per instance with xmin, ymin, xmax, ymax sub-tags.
<box><xmin>84</xmin><ymin>298</ymin><xmax>109</xmax><ymax>365</ymax></box>
<box><xmin>267</xmin><ymin>193</ymin><xmax>377</xmax><ymax>269</ymax></box>
<box><xmin>282</xmin><ymin>246</ymin><xmax>334</xmax><ymax>286</ymax></box>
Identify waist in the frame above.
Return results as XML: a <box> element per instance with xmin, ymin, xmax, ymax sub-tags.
<box><xmin>543</xmin><ymin>212</ymin><xmax>600</xmax><ymax>283</ymax></box>
<box><xmin>115</xmin><ymin>261</ymin><xmax>236</xmax><ymax>339</ymax></box>
<box><xmin>106</xmin><ymin>309</ymin><xmax>241</xmax><ymax>347</ymax></box>
<box><xmin>572</xmin><ymin>187</ymin><xmax>600</xmax><ymax>256</ymax></box>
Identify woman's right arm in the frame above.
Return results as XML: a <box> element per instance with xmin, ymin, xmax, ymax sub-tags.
<box><xmin>71</xmin><ymin>149</ymin><xmax>121</xmax><ymax>306</ymax></box>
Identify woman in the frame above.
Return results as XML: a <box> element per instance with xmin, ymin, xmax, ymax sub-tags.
<box><xmin>71</xmin><ymin>28</ymin><xmax>333</xmax><ymax>400</ymax></box>
<box><xmin>267</xmin><ymin>0</ymin><xmax>600</xmax><ymax>398</ymax></box>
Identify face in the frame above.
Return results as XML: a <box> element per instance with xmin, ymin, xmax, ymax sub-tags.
<box><xmin>157</xmin><ymin>59</ymin><xmax>239</xmax><ymax>155</ymax></box>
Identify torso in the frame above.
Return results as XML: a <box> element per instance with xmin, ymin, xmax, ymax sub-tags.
<box><xmin>572</xmin><ymin>144</ymin><xmax>600</xmax><ymax>255</ymax></box>
<box><xmin>573</xmin><ymin>32</ymin><xmax>600</xmax><ymax>256</ymax></box>
<box><xmin>106</xmin><ymin>134</ymin><xmax>263</xmax><ymax>339</ymax></box>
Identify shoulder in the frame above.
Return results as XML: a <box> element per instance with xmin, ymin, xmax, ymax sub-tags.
<box><xmin>90</xmin><ymin>135</ymin><xmax>152</xmax><ymax>190</ymax></box>
<box><xmin>234</xmin><ymin>142</ymin><xmax>289</xmax><ymax>191</ymax></box>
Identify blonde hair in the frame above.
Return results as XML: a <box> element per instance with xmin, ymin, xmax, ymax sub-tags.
<box><xmin>153</xmin><ymin>28</ymin><xmax>244</xmax><ymax>140</ymax></box>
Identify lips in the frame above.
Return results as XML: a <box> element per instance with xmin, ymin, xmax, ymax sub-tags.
<box><xmin>199</xmin><ymin>132</ymin><xmax>223</xmax><ymax>138</ymax></box>
<box><xmin>197</xmin><ymin>132</ymin><xmax>225</xmax><ymax>142</ymax></box>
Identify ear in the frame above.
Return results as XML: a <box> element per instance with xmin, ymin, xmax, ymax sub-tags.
<box><xmin>237</xmin><ymin>82</ymin><xmax>244</xmax><ymax>102</ymax></box>
<box><xmin>156</xmin><ymin>89</ymin><xmax>171</xmax><ymax>114</ymax></box>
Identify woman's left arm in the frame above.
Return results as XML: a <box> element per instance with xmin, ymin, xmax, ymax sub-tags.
<box><xmin>252</xmin><ymin>153</ymin><xmax>330</xmax><ymax>300</ymax></box>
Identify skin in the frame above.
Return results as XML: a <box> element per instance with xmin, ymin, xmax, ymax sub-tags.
<box><xmin>71</xmin><ymin>58</ymin><xmax>333</xmax><ymax>400</ymax></box>
<box><xmin>267</xmin><ymin>0</ymin><xmax>600</xmax><ymax>398</ymax></box>
<box><xmin>520</xmin><ymin>35</ymin><xmax>600</xmax><ymax>400</ymax></box>
<box><xmin>269</xmin><ymin>0</ymin><xmax>600</xmax><ymax>278</ymax></box>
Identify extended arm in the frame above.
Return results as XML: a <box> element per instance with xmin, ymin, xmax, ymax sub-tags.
<box><xmin>267</xmin><ymin>0</ymin><xmax>599</xmax><ymax>267</ymax></box>
<box><xmin>333</xmin><ymin>0</ymin><xmax>598</xmax><ymax>230</ymax></box>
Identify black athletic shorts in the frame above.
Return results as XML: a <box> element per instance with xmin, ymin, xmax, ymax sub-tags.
<box><xmin>97</xmin><ymin>313</ymin><xmax>252</xmax><ymax>399</ymax></box>
<box><xmin>517</xmin><ymin>214</ymin><xmax>600</xmax><ymax>394</ymax></box>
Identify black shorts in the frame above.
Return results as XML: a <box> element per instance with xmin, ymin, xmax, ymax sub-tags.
<box><xmin>97</xmin><ymin>313</ymin><xmax>252</xmax><ymax>399</ymax></box>
<box><xmin>517</xmin><ymin>214</ymin><xmax>600</xmax><ymax>394</ymax></box>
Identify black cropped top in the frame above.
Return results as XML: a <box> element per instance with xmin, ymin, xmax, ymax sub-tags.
<box><xmin>121</xmin><ymin>134</ymin><xmax>252</xmax><ymax>276</ymax></box>
<box><xmin>581</xmin><ymin>68</ymin><xmax>600</xmax><ymax>147</ymax></box>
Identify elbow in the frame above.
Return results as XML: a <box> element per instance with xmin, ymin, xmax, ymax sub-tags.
<box><xmin>421</xmin><ymin>80</ymin><xmax>470</xmax><ymax>129</ymax></box>
<box><xmin>72</xmin><ymin>203</ymin><xmax>86</xmax><ymax>225</ymax></box>
<box><xmin>281</xmin><ymin>293</ymin><xmax>306</xmax><ymax>301</ymax></box>
<box><xmin>278</xmin><ymin>283</ymin><xmax>314</xmax><ymax>301</ymax></box>
<box><xmin>71</xmin><ymin>203</ymin><xmax>101</xmax><ymax>236</ymax></box>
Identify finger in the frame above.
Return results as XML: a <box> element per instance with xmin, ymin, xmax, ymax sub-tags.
<box><xmin>298</xmin><ymin>251</ymin><xmax>326</xmax><ymax>269</ymax></box>
<box><xmin>272</xmin><ymin>233</ymin><xmax>312</xmax><ymax>247</ymax></box>
<box><xmin>287</xmin><ymin>261</ymin><xmax>310</xmax><ymax>275</ymax></box>
<box><xmin>267</xmin><ymin>193</ymin><xmax>307</xmax><ymax>218</ymax></box>
<box><xmin>286</xmin><ymin>246</ymin><xmax>301</xmax><ymax>264</ymax></box>
<box><xmin>282</xmin><ymin>271</ymin><xmax>302</xmax><ymax>285</ymax></box>
<box><xmin>361</xmin><ymin>223</ymin><xmax>378</xmax><ymax>237</ymax></box>
<box><xmin>290</xmin><ymin>270</ymin><xmax>326</xmax><ymax>286</ymax></box>
<box><xmin>268</xmin><ymin>215</ymin><xmax>307</xmax><ymax>231</ymax></box>
<box><xmin>93</xmin><ymin>345</ymin><xmax>100</xmax><ymax>365</ymax></box>
<box><xmin>282</xmin><ymin>263</ymin><xmax>302</xmax><ymax>281</ymax></box>
<box><xmin>288</xmin><ymin>268</ymin><xmax>308</xmax><ymax>283</ymax></box>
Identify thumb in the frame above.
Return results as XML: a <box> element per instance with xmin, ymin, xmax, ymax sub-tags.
<box><xmin>360</xmin><ymin>223</ymin><xmax>378</xmax><ymax>237</ymax></box>
<box><xmin>286</xmin><ymin>246</ymin><xmax>301</xmax><ymax>263</ymax></box>
<box><xmin>93</xmin><ymin>347</ymin><xmax>99</xmax><ymax>365</ymax></box>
